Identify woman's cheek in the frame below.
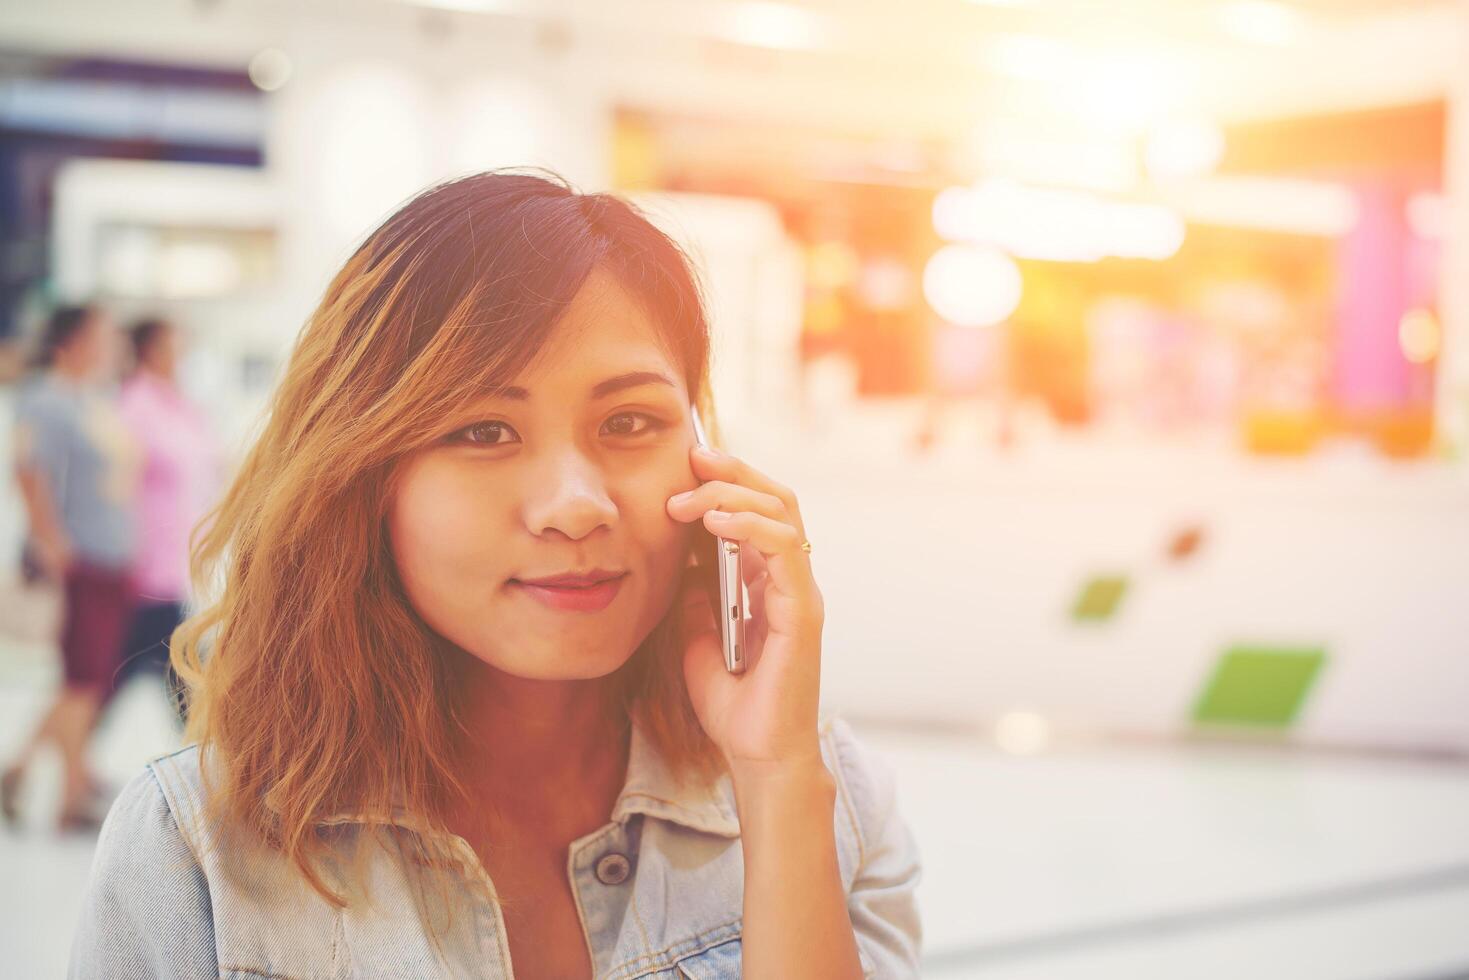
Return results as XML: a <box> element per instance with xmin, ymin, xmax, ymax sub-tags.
<box><xmin>391</xmin><ymin>458</ymin><xmax>500</xmax><ymax>585</ymax></box>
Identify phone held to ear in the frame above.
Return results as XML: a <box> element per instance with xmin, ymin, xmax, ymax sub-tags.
<box><xmin>689</xmin><ymin>407</ymin><xmax>747</xmax><ymax>674</ymax></box>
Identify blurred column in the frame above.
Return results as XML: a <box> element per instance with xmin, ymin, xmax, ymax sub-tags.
<box><xmin>1439</xmin><ymin>0</ymin><xmax>1469</xmax><ymax>460</ymax></box>
<box><xmin>260</xmin><ymin>12</ymin><xmax>613</xmax><ymax>346</ymax></box>
<box><xmin>1334</xmin><ymin>184</ymin><xmax>1413</xmax><ymax>417</ymax></box>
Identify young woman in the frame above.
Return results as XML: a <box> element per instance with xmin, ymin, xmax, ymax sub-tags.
<box><xmin>71</xmin><ymin>171</ymin><xmax>922</xmax><ymax>978</ymax></box>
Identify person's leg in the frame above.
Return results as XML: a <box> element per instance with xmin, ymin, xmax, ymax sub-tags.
<box><xmin>1</xmin><ymin>563</ymin><xmax>86</xmax><ymax>824</ymax></box>
<box><xmin>51</xmin><ymin>685</ymin><xmax>102</xmax><ymax>828</ymax></box>
<box><xmin>107</xmin><ymin>600</ymin><xmax>161</xmax><ymax>709</ymax></box>
<box><xmin>53</xmin><ymin>564</ymin><xmax>132</xmax><ymax>829</ymax></box>
<box><xmin>1</xmin><ymin>695</ymin><xmax>66</xmax><ymax>823</ymax></box>
<box><xmin>109</xmin><ymin>599</ymin><xmax>186</xmax><ymax>727</ymax></box>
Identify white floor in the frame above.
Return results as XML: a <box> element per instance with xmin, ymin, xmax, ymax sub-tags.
<box><xmin>4</xmin><ymin>644</ymin><xmax>1469</xmax><ymax>980</ymax></box>
<box><xmin>884</xmin><ymin>726</ymin><xmax>1469</xmax><ymax>979</ymax></box>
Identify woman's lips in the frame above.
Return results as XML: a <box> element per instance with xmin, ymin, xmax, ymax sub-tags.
<box><xmin>511</xmin><ymin>574</ymin><xmax>626</xmax><ymax>612</ymax></box>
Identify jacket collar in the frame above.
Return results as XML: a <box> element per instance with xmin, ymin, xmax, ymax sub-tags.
<box><xmin>316</xmin><ymin>715</ymin><xmax>740</xmax><ymax>839</ymax></box>
<box><xmin>609</xmin><ymin>715</ymin><xmax>740</xmax><ymax>837</ymax></box>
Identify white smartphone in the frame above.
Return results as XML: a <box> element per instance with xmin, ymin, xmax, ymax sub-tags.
<box><xmin>689</xmin><ymin>407</ymin><xmax>747</xmax><ymax>673</ymax></box>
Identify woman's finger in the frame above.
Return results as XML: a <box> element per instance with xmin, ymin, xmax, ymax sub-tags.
<box><xmin>667</xmin><ymin>479</ymin><xmax>794</xmax><ymax>532</ymax></box>
<box><xmin>689</xmin><ymin>448</ymin><xmax>807</xmax><ymax>536</ymax></box>
<box><xmin>701</xmin><ymin>509</ymin><xmax>818</xmax><ymax>610</ymax></box>
<box><xmin>739</xmin><ymin>541</ymin><xmax>768</xmax><ymax>590</ymax></box>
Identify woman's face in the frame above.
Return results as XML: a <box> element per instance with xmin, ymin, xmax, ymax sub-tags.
<box><xmin>389</xmin><ymin>267</ymin><xmax>700</xmax><ymax>681</ymax></box>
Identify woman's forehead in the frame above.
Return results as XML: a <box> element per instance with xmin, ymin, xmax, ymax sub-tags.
<box><xmin>516</xmin><ymin>271</ymin><xmax>683</xmax><ymax>391</ymax></box>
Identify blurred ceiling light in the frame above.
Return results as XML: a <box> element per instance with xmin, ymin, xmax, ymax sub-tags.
<box><xmin>1145</xmin><ymin>117</ymin><xmax>1225</xmax><ymax>180</ymax></box>
<box><xmin>923</xmin><ymin>244</ymin><xmax>1023</xmax><ymax>328</ymax></box>
<box><xmin>1081</xmin><ymin>58</ymin><xmax>1174</xmax><ymax>133</ymax></box>
<box><xmin>986</xmin><ymin>37</ymin><xmax>1192</xmax><ymax>133</ymax></box>
<box><xmin>994</xmin><ymin>709</ymin><xmax>1051</xmax><ymax>756</ymax></box>
<box><xmin>718</xmin><ymin>2</ymin><xmax>828</xmax><ymax>51</ymax></box>
<box><xmin>935</xmin><ymin>179</ymin><xmax>1185</xmax><ymax>262</ymax></box>
<box><xmin>248</xmin><ymin>48</ymin><xmax>292</xmax><ymax>92</ymax></box>
<box><xmin>963</xmin><ymin>127</ymin><xmax>1138</xmax><ymax>193</ymax></box>
<box><xmin>1218</xmin><ymin>0</ymin><xmax>1306</xmax><ymax>46</ymax></box>
<box><xmin>1407</xmin><ymin>191</ymin><xmax>1447</xmax><ymax>240</ymax></box>
<box><xmin>1399</xmin><ymin>308</ymin><xmax>1441</xmax><ymax>364</ymax></box>
<box><xmin>1157</xmin><ymin>176</ymin><xmax>1358</xmax><ymax>236</ymax></box>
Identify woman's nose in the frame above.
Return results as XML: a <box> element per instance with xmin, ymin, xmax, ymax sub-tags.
<box><xmin>521</xmin><ymin>454</ymin><xmax>617</xmax><ymax>541</ymax></box>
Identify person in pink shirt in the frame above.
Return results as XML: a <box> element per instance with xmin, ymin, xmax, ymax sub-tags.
<box><xmin>113</xmin><ymin>317</ymin><xmax>223</xmax><ymax>722</ymax></box>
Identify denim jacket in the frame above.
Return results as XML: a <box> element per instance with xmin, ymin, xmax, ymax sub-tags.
<box><xmin>70</xmin><ymin>714</ymin><xmax>922</xmax><ymax>979</ymax></box>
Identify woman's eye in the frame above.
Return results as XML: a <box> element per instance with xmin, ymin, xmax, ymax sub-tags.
<box><xmin>602</xmin><ymin>412</ymin><xmax>665</xmax><ymax>438</ymax></box>
<box><xmin>448</xmin><ymin>413</ymin><xmax>666</xmax><ymax>447</ymax></box>
<box><xmin>452</xmin><ymin>421</ymin><xmax>518</xmax><ymax>446</ymax></box>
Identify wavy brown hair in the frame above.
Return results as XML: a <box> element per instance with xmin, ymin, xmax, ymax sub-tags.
<box><xmin>171</xmin><ymin>170</ymin><xmax>727</xmax><ymax>906</ymax></box>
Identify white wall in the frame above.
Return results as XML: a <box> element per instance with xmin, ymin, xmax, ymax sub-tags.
<box><xmin>760</xmin><ymin>415</ymin><xmax>1469</xmax><ymax>754</ymax></box>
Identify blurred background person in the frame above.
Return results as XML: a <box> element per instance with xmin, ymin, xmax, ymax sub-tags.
<box><xmin>2</xmin><ymin>304</ymin><xmax>138</xmax><ymax>833</ymax></box>
<box><xmin>109</xmin><ymin>316</ymin><xmax>222</xmax><ymax>724</ymax></box>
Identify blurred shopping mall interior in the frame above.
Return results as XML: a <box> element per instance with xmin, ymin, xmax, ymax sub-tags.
<box><xmin>3</xmin><ymin>0</ymin><xmax>1469</xmax><ymax>976</ymax></box>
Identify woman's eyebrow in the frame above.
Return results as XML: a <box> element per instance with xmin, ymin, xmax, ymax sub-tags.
<box><xmin>490</xmin><ymin>371</ymin><xmax>677</xmax><ymax>401</ymax></box>
<box><xmin>590</xmin><ymin>370</ymin><xmax>677</xmax><ymax>399</ymax></box>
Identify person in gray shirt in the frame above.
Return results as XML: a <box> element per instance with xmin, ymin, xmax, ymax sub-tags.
<box><xmin>2</xmin><ymin>304</ymin><xmax>139</xmax><ymax>832</ymax></box>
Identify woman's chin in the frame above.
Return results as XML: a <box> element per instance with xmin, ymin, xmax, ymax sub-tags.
<box><xmin>461</xmin><ymin>645</ymin><xmax>637</xmax><ymax>682</ymax></box>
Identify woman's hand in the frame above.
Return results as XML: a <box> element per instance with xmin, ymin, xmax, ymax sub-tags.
<box><xmin>668</xmin><ymin>445</ymin><xmax>865</xmax><ymax>980</ymax></box>
<box><xmin>666</xmin><ymin>444</ymin><xmax>826</xmax><ymax>780</ymax></box>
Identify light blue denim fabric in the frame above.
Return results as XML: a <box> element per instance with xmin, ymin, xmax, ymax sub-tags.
<box><xmin>70</xmin><ymin>714</ymin><xmax>922</xmax><ymax>979</ymax></box>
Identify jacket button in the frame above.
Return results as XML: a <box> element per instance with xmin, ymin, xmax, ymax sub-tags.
<box><xmin>595</xmin><ymin>852</ymin><xmax>632</xmax><ymax>885</ymax></box>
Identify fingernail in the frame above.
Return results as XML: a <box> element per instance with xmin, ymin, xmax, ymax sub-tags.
<box><xmin>706</xmin><ymin>510</ymin><xmax>731</xmax><ymax>522</ymax></box>
<box><xmin>694</xmin><ymin>445</ymin><xmax>721</xmax><ymax>457</ymax></box>
<box><xmin>670</xmin><ymin>490</ymin><xmax>693</xmax><ymax>504</ymax></box>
